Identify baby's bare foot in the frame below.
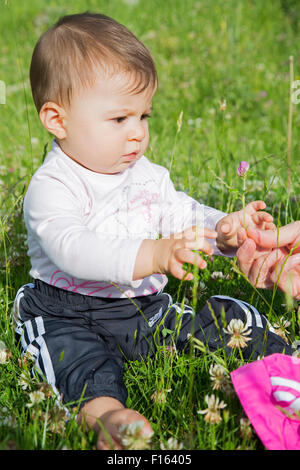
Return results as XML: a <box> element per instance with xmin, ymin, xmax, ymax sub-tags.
<box><xmin>96</xmin><ymin>408</ymin><xmax>153</xmax><ymax>450</ymax></box>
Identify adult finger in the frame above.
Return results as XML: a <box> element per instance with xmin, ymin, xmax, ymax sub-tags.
<box><xmin>247</xmin><ymin>249</ymin><xmax>283</xmax><ymax>288</ymax></box>
<box><xmin>270</xmin><ymin>258</ymin><xmax>300</xmax><ymax>299</ymax></box>
<box><xmin>237</xmin><ymin>227</ymin><xmax>247</xmax><ymax>246</ymax></box>
<box><xmin>247</xmin><ymin>225</ymin><xmax>298</xmax><ymax>249</ymax></box>
<box><xmin>236</xmin><ymin>238</ymin><xmax>257</xmax><ymax>278</ymax></box>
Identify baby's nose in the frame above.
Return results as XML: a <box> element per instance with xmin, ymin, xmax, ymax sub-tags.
<box><xmin>128</xmin><ymin>122</ymin><xmax>145</xmax><ymax>141</ymax></box>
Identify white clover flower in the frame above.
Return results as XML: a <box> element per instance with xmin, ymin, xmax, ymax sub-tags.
<box><xmin>160</xmin><ymin>437</ymin><xmax>183</xmax><ymax>450</ymax></box>
<box><xmin>151</xmin><ymin>388</ymin><xmax>172</xmax><ymax>404</ymax></box>
<box><xmin>197</xmin><ymin>394</ymin><xmax>227</xmax><ymax>424</ymax></box>
<box><xmin>18</xmin><ymin>371</ymin><xmax>30</xmax><ymax>390</ymax></box>
<box><xmin>209</xmin><ymin>363</ymin><xmax>229</xmax><ymax>391</ymax></box>
<box><xmin>119</xmin><ymin>420</ymin><xmax>153</xmax><ymax>450</ymax></box>
<box><xmin>211</xmin><ymin>271</ymin><xmax>230</xmax><ymax>280</ymax></box>
<box><xmin>272</xmin><ymin>317</ymin><xmax>291</xmax><ymax>343</ymax></box>
<box><xmin>239</xmin><ymin>417</ymin><xmax>253</xmax><ymax>439</ymax></box>
<box><xmin>223</xmin><ymin>319</ymin><xmax>252</xmax><ymax>349</ymax></box>
<box><xmin>26</xmin><ymin>390</ymin><xmax>45</xmax><ymax>408</ymax></box>
<box><xmin>291</xmin><ymin>340</ymin><xmax>300</xmax><ymax>358</ymax></box>
<box><xmin>0</xmin><ymin>340</ymin><xmax>9</xmax><ymax>364</ymax></box>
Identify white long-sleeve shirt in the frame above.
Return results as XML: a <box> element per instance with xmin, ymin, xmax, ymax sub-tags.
<box><xmin>23</xmin><ymin>139</ymin><xmax>228</xmax><ymax>298</ymax></box>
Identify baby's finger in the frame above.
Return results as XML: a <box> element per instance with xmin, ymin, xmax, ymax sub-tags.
<box><xmin>184</xmin><ymin>237</ymin><xmax>214</xmax><ymax>255</ymax></box>
<box><xmin>182</xmin><ymin>226</ymin><xmax>217</xmax><ymax>240</ymax></box>
<box><xmin>176</xmin><ymin>248</ymin><xmax>207</xmax><ymax>270</ymax></box>
<box><xmin>171</xmin><ymin>262</ymin><xmax>194</xmax><ymax>281</ymax></box>
<box><xmin>252</xmin><ymin>211</ymin><xmax>273</xmax><ymax>225</ymax></box>
<box><xmin>245</xmin><ymin>200</ymin><xmax>266</xmax><ymax>213</ymax></box>
<box><xmin>219</xmin><ymin>223</ymin><xmax>231</xmax><ymax>234</ymax></box>
<box><xmin>264</xmin><ymin>222</ymin><xmax>276</xmax><ymax>231</ymax></box>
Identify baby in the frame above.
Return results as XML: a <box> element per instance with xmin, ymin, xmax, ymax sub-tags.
<box><xmin>13</xmin><ymin>12</ymin><xmax>291</xmax><ymax>450</ymax></box>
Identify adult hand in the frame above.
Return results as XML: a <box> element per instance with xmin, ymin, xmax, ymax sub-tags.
<box><xmin>237</xmin><ymin>225</ymin><xmax>300</xmax><ymax>299</ymax></box>
<box><xmin>246</xmin><ymin>221</ymin><xmax>300</xmax><ymax>254</ymax></box>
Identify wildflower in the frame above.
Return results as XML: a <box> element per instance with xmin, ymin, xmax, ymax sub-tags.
<box><xmin>211</xmin><ymin>271</ymin><xmax>230</xmax><ymax>280</ymax></box>
<box><xmin>26</xmin><ymin>390</ymin><xmax>46</xmax><ymax>408</ymax></box>
<box><xmin>162</xmin><ymin>345</ymin><xmax>177</xmax><ymax>356</ymax></box>
<box><xmin>0</xmin><ymin>407</ymin><xmax>16</xmax><ymax>427</ymax></box>
<box><xmin>272</xmin><ymin>317</ymin><xmax>291</xmax><ymax>343</ymax></box>
<box><xmin>37</xmin><ymin>382</ymin><xmax>53</xmax><ymax>398</ymax></box>
<box><xmin>219</xmin><ymin>99</ymin><xmax>226</xmax><ymax>111</ymax></box>
<box><xmin>151</xmin><ymin>389</ymin><xmax>172</xmax><ymax>404</ymax></box>
<box><xmin>209</xmin><ymin>363</ymin><xmax>229</xmax><ymax>391</ymax></box>
<box><xmin>197</xmin><ymin>394</ymin><xmax>227</xmax><ymax>424</ymax></box>
<box><xmin>119</xmin><ymin>420</ymin><xmax>153</xmax><ymax>450</ymax></box>
<box><xmin>48</xmin><ymin>404</ymin><xmax>69</xmax><ymax>434</ymax></box>
<box><xmin>237</xmin><ymin>161</ymin><xmax>249</xmax><ymax>177</ymax></box>
<box><xmin>291</xmin><ymin>340</ymin><xmax>300</xmax><ymax>358</ymax></box>
<box><xmin>160</xmin><ymin>437</ymin><xmax>183</xmax><ymax>450</ymax></box>
<box><xmin>187</xmin><ymin>117</ymin><xmax>202</xmax><ymax>128</ymax></box>
<box><xmin>30</xmin><ymin>137</ymin><xmax>39</xmax><ymax>145</ymax></box>
<box><xmin>223</xmin><ymin>319</ymin><xmax>252</xmax><ymax>349</ymax></box>
<box><xmin>239</xmin><ymin>417</ymin><xmax>253</xmax><ymax>439</ymax></box>
<box><xmin>18</xmin><ymin>371</ymin><xmax>31</xmax><ymax>390</ymax></box>
<box><xmin>22</xmin><ymin>350</ymin><xmax>36</xmax><ymax>365</ymax></box>
<box><xmin>0</xmin><ymin>340</ymin><xmax>10</xmax><ymax>364</ymax></box>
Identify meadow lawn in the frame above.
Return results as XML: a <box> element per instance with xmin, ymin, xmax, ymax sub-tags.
<box><xmin>0</xmin><ymin>0</ymin><xmax>299</xmax><ymax>450</ymax></box>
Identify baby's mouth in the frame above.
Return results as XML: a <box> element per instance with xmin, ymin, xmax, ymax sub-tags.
<box><xmin>123</xmin><ymin>151</ymin><xmax>138</xmax><ymax>161</ymax></box>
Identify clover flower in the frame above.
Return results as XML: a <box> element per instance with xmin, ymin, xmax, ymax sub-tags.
<box><xmin>0</xmin><ymin>340</ymin><xmax>10</xmax><ymax>364</ymax></box>
<box><xmin>160</xmin><ymin>437</ymin><xmax>183</xmax><ymax>450</ymax></box>
<box><xmin>26</xmin><ymin>390</ymin><xmax>46</xmax><ymax>408</ymax></box>
<box><xmin>211</xmin><ymin>271</ymin><xmax>230</xmax><ymax>280</ymax></box>
<box><xmin>18</xmin><ymin>371</ymin><xmax>31</xmax><ymax>390</ymax></box>
<box><xmin>209</xmin><ymin>363</ymin><xmax>229</xmax><ymax>391</ymax></box>
<box><xmin>151</xmin><ymin>388</ymin><xmax>172</xmax><ymax>404</ymax></box>
<box><xmin>197</xmin><ymin>394</ymin><xmax>227</xmax><ymax>424</ymax></box>
<box><xmin>239</xmin><ymin>417</ymin><xmax>253</xmax><ymax>439</ymax></box>
<box><xmin>223</xmin><ymin>319</ymin><xmax>252</xmax><ymax>349</ymax></box>
<box><xmin>272</xmin><ymin>316</ymin><xmax>291</xmax><ymax>343</ymax></box>
<box><xmin>237</xmin><ymin>161</ymin><xmax>249</xmax><ymax>177</ymax></box>
<box><xmin>291</xmin><ymin>340</ymin><xmax>300</xmax><ymax>358</ymax></box>
<box><xmin>119</xmin><ymin>420</ymin><xmax>153</xmax><ymax>450</ymax></box>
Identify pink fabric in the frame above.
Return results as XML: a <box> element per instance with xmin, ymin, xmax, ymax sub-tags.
<box><xmin>231</xmin><ymin>353</ymin><xmax>300</xmax><ymax>450</ymax></box>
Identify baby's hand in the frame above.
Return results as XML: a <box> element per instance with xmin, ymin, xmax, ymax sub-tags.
<box><xmin>153</xmin><ymin>226</ymin><xmax>217</xmax><ymax>281</ymax></box>
<box><xmin>216</xmin><ymin>200</ymin><xmax>275</xmax><ymax>252</ymax></box>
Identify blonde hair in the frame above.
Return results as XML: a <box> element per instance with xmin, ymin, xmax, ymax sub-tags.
<box><xmin>30</xmin><ymin>12</ymin><xmax>158</xmax><ymax>113</ymax></box>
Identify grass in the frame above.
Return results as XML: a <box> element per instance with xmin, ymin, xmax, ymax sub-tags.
<box><xmin>0</xmin><ymin>0</ymin><xmax>300</xmax><ymax>450</ymax></box>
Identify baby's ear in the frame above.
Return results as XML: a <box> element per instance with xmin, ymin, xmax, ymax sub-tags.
<box><xmin>39</xmin><ymin>101</ymin><xmax>67</xmax><ymax>139</ymax></box>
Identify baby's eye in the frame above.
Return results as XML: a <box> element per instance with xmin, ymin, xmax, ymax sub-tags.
<box><xmin>141</xmin><ymin>113</ymin><xmax>152</xmax><ymax>120</ymax></box>
<box><xmin>114</xmin><ymin>116</ymin><xmax>127</xmax><ymax>123</ymax></box>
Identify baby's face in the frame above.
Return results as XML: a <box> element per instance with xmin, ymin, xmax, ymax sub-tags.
<box><xmin>59</xmin><ymin>71</ymin><xmax>154</xmax><ymax>174</ymax></box>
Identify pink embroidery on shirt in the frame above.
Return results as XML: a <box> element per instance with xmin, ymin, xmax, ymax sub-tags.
<box><xmin>49</xmin><ymin>270</ymin><xmax>114</xmax><ymax>295</ymax></box>
<box><xmin>127</xmin><ymin>188</ymin><xmax>159</xmax><ymax>223</ymax></box>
